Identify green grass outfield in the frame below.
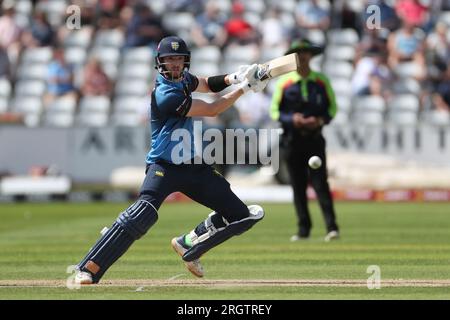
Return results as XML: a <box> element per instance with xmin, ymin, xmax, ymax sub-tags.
<box><xmin>0</xmin><ymin>201</ymin><xmax>450</xmax><ymax>300</ymax></box>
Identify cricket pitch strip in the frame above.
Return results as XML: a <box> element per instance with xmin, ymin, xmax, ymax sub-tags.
<box><xmin>1</xmin><ymin>279</ymin><xmax>450</xmax><ymax>288</ymax></box>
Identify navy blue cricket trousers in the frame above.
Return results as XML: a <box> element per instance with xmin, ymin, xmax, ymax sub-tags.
<box><xmin>138</xmin><ymin>162</ymin><xmax>249</xmax><ymax>222</ymax></box>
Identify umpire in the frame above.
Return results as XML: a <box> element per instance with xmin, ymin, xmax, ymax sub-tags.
<box><xmin>270</xmin><ymin>39</ymin><xmax>339</xmax><ymax>242</ymax></box>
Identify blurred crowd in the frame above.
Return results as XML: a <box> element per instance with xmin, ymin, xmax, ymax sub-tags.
<box><xmin>0</xmin><ymin>0</ymin><xmax>450</xmax><ymax>128</ymax></box>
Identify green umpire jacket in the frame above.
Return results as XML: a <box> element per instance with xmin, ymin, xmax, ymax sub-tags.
<box><xmin>270</xmin><ymin>70</ymin><xmax>337</xmax><ymax>133</ymax></box>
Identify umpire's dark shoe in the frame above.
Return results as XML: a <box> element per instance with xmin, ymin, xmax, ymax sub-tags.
<box><xmin>171</xmin><ymin>235</ymin><xmax>204</xmax><ymax>278</ymax></box>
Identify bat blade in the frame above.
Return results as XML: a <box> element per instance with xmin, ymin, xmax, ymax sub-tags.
<box><xmin>256</xmin><ymin>53</ymin><xmax>300</xmax><ymax>81</ymax></box>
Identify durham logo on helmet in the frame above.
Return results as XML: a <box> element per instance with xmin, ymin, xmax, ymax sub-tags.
<box><xmin>171</xmin><ymin>42</ymin><xmax>179</xmax><ymax>50</ymax></box>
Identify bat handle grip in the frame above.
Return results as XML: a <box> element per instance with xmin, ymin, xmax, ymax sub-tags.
<box><xmin>255</xmin><ymin>64</ymin><xmax>268</xmax><ymax>81</ymax></box>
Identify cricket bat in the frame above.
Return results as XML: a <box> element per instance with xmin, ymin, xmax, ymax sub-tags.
<box><xmin>255</xmin><ymin>53</ymin><xmax>300</xmax><ymax>81</ymax></box>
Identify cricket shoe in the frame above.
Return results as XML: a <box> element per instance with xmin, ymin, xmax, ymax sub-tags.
<box><xmin>324</xmin><ymin>230</ymin><xmax>340</xmax><ymax>242</ymax></box>
<box><xmin>290</xmin><ymin>234</ymin><xmax>309</xmax><ymax>242</ymax></box>
<box><xmin>74</xmin><ymin>271</ymin><xmax>93</xmax><ymax>285</ymax></box>
<box><xmin>171</xmin><ymin>236</ymin><xmax>204</xmax><ymax>278</ymax></box>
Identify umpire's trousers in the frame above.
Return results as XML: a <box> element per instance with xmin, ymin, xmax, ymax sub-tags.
<box><xmin>284</xmin><ymin>133</ymin><xmax>338</xmax><ymax>237</ymax></box>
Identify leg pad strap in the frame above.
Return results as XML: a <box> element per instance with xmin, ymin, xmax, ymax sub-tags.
<box><xmin>183</xmin><ymin>205</ymin><xmax>264</xmax><ymax>262</ymax></box>
<box><xmin>116</xmin><ymin>200</ymin><xmax>158</xmax><ymax>240</ymax></box>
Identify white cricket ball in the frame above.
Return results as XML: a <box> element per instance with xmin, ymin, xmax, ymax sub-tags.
<box><xmin>308</xmin><ymin>156</ymin><xmax>322</xmax><ymax>169</ymax></box>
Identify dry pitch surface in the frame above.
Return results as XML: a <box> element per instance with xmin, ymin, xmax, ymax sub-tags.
<box><xmin>2</xmin><ymin>279</ymin><xmax>450</xmax><ymax>288</ymax></box>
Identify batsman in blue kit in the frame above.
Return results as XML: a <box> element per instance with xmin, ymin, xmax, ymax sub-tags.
<box><xmin>74</xmin><ymin>36</ymin><xmax>269</xmax><ymax>284</ymax></box>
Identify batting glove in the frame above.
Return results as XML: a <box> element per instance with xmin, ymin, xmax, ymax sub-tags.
<box><xmin>250</xmin><ymin>78</ymin><xmax>269</xmax><ymax>93</ymax></box>
<box><xmin>243</xmin><ymin>64</ymin><xmax>268</xmax><ymax>91</ymax></box>
<box><xmin>238</xmin><ymin>79</ymin><xmax>252</xmax><ymax>93</ymax></box>
<box><xmin>229</xmin><ymin>64</ymin><xmax>258</xmax><ymax>84</ymax></box>
<box><xmin>238</xmin><ymin>78</ymin><xmax>269</xmax><ymax>93</ymax></box>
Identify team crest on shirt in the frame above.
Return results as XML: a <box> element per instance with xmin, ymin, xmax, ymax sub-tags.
<box><xmin>171</xmin><ymin>42</ymin><xmax>179</xmax><ymax>50</ymax></box>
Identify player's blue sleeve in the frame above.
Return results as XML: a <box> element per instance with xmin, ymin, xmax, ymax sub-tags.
<box><xmin>156</xmin><ymin>87</ymin><xmax>192</xmax><ymax>117</ymax></box>
<box><xmin>186</xmin><ymin>73</ymin><xmax>199</xmax><ymax>92</ymax></box>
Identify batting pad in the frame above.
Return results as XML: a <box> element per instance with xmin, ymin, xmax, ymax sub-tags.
<box><xmin>77</xmin><ymin>199</ymin><xmax>158</xmax><ymax>283</ymax></box>
<box><xmin>183</xmin><ymin>205</ymin><xmax>264</xmax><ymax>262</ymax></box>
<box><xmin>78</xmin><ymin>222</ymin><xmax>135</xmax><ymax>283</ymax></box>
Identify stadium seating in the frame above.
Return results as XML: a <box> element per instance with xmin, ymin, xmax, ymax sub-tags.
<box><xmin>148</xmin><ymin>0</ymin><xmax>167</xmax><ymax>15</ymax></box>
<box><xmin>388</xmin><ymin>95</ymin><xmax>420</xmax><ymax>113</ymax></box>
<box><xmin>21</xmin><ymin>47</ymin><xmax>52</xmax><ymax>64</ymax></box>
<box><xmin>191</xmin><ymin>46</ymin><xmax>222</xmax><ymax>64</ymax></box>
<box><xmin>162</xmin><ymin>12</ymin><xmax>195</xmax><ymax>35</ymax></box>
<box><xmin>243</xmin><ymin>11</ymin><xmax>262</xmax><ymax>28</ymax></box>
<box><xmin>279</xmin><ymin>11</ymin><xmax>296</xmax><ymax>29</ymax></box>
<box><xmin>115</xmin><ymin>80</ymin><xmax>149</xmax><ymax>97</ymax></box>
<box><xmin>11</xmin><ymin>97</ymin><xmax>43</xmax><ymax>127</ymax></box>
<box><xmin>0</xmin><ymin>0</ymin><xmax>448</xmax><ymax>130</ymax></box>
<box><xmin>111</xmin><ymin>112</ymin><xmax>142</xmax><ymax>127</ymax></box>
<box><xmin>394</xmin><ymin>62</ymin><xmax>423</xmax><ymax>79</ymax></box>
<box><xmin>392</xmin><ymin>78</ymin><xmax>421</xmax><ymax>95</ymax></box>
<box><xmin>15</xmin><ymin>80</ymin><xmax>46</xmax><ymax>97</ymax></box>
<box><xmin>16</xmin><ymin>63</ymin><xmax>48</xmax><ymax>81</ymax></box>
<box><xmin>0</xmin><ymin>79</ymin><xmax>12</xmax><ymax>100</ymax></box>
<box><xmin>439</xmin><ymin>11</ymin><xmax>450</xmax><ymax>26</ymax></box>
<box><xmin>94</xmin><ymin>29</ymin><xmax>125</xmax><ymax>48</ymax></box>
<box><xmin>46</xmin><ymin>96</ymin><xmax>77</xmax><ymax>114</ymax></box>
<box><xmin>63</xmin><ymin>28</ymin><xmax>93</xmax><ymax>48</ymax></box>
<box><xmin>322</xmin><ymin>61</ymin><xmax>354</xmax><ymax>79</ymax></box>
<box><xmin>331</xmin><ymin>110</ymin><xmax>349</xmax><ymax>126</ymax></box>
<box><xmin>387</xmin><ymin>112</ymin><xmax>418</xmax><ymax>126</ymax></box>
<box><xmin>336</xmin><ymin>96</ymin><xmax>352</xmax><ymax>114</ymax></box>
<box><xmin>386</xmin><ymin>94</ymin><xmax>420</xmax><ymax>126</ymax></box>
<box><xmin>90</xmin><ymin>47</ymin><xmax>120</xmax><ymax>65</ymax></box>
<box><xmin>260</xmin><ymin>45</ymin><xmax>289</xmax><ymax>64</ymax></box>
<box><xmin>353</xmin><ymin>111</ymin><xmax>384</xmax><ymax>126</ymax></box>
<box><xmin>111</xmin><ymin>96</ymin><xmax>148</xmax><ymax>127</ymax></box>
<box><xmin>0</xmin><ymin>97</ymin><xmax>8</xmax><ymax>113</ymax></box>
<box><xmin>43</xmin><ymin>112</ymin><xmax>74</xmax><ymax>127</ymax></box>
<box><xmin>327</xmin><ymin>29</ymin><xmax>359</xmax><ymax>46</ymax></box>
<box><xmin>223</xmin><ymin>45</ymin><xmax>260</xmax><ymax>63</ymax></box>
<box><xmin>352</xmin><ymin>95</ymin><xmax>386</xmax><ymax>126</ymax></box>
<box><xmin>79</xmin><ymin>96</ymin><xmax>111</xmax><ymax>114</ymax></box>
<box><xmin>64</xmin><ymin>47</ymin><xmax>87</xmax><ymax>66</ymax></box>
<box><xmin>244</xmin><ymin>0</ymin><xmax>265</xmax><ymax>15</ymax></box>
<box><xmin>425</xmin><ymin>110</ymin><xmax>450</xmax><ymax>126</ymax></box>
<box><xmin>325</xmin><ymin>45</ymin><xmax>356</xmax><ymax>62</ymax></box>
<box><xmin>354</xmin><ymin>95</ymin><xmax>386</xmax><ymax>112</ymax></box>
<box><xmin>190</xmin><ymin>62</ymin><xmax>220</xmax><ymax>78</ymax></box>
<box><xmin>77</xmin><ymin>112</ymin><xmax>109</xmax><ymax>127</ymax></box>
<box><xmin>37</xmin><ymin>0</ymin><xmax>67</xmax><ymax>27</ymax></box>
<box><xmin>41</xmin><ymin>95</ymin><xmax>76</xmax><ymax>127</ymax></box>
<box><xmin>310</xmin><ymin>54</ymin><xmax>323</xmax><ymax>72</ymax></box>
<box><xmin>113</xmin><ymin>96</ymin><xmax>147</xmax><ymax>113</ymax></box>
<box><xmin>12</xmin><ymin>96</ymin><xmax>43</xmax><ymax>114</ymax></box>
<box><xmin>271</xmin><ymin>0</ymin><xmax>296</xmax><ymax>12</ymax></box>
<box><xmin>118</xmin><ymin>63</ymin><xmax>152</xmax><ymax>81</ymax></box>
<box><xmin>14</xmin><ymin>0</ymin><xmax>32</xmax><ymax>16</ymax></box>
<box><xmin>305</xmin><ymin>29</ymin><xmax>326</xmax><ymax>46</ymax></box>
<box><xmin>122</xmin><ymin>47</ymin><xmax>154</xmax><ymax>65</ymax></box>
<box><xmin>329</xmin><ymin>78</ymin><xmax>353</xmax><ymax>97</ymax></box>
